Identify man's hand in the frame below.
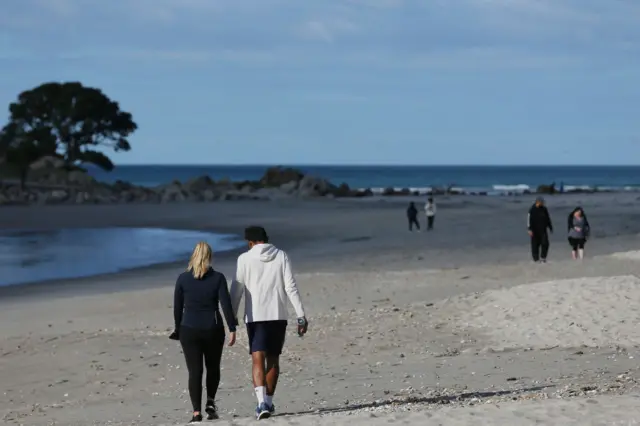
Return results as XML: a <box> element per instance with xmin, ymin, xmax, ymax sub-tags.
<box><xmin>228</xmin><ymin>332</ymin><xmax>236</xmax><ymax>347</ymax></box>
<box><xmin>169</xmin><ymin>330</ymin><xmax>179</xmax><ymax>341</ymax></box>
<box><xmin>297</xmin><ymin>317</ymin><xmax>309</xmax><ymax>337</ymax></box>
<box><xmin>528</xmin><ymin>230</ymin><xmax>533</xmax><ymax>237</ymax></box>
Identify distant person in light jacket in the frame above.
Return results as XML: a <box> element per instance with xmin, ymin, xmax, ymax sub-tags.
<box><xmin>230</xmin><ymin>226</ymin><xmax>308</xmax><ymax>421</ymax></box>
<box><xmin>424</xmin><ymin>197</ymin><xmax>436</xmax><ymax>230</ymax></box>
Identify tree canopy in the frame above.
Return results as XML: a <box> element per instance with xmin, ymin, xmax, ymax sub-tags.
<box><xmin>1</xmin><ymin>81</ymin><xmax>137</xmax><ymax>176</ymax></box>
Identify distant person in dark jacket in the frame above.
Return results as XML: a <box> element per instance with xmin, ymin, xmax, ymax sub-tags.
<box><xmin>527</xmin><ymin>196</ymin><xmax>553</xmax><ymax>263</ymax></box>
<box><xmin>170</xmin><ymin>241</ymin><xmax>237</xmax><ymax>423</ymax></box>
<box><xmin>567</xmin><ymin>207</ymin><xmax>590</xmax><ymax>260</ymax></box>
<box><xmin>407</xmin><ymin>202</ymin><xmax>420</xmax><ymax>232</ymax></box>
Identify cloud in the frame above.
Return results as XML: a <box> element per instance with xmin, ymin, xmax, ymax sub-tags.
<box><xmin>15</xmin><ymin>45</ymin><xmax>582</xmax><ymax>72</ymax></box>
<box><xmin>345</xmin><ymin>0</ymin><xmax>405</xmax><ymax>8</ymax></box>
<box><xmin>289</xmin><ymin>91</ymin><xmax>369</xmax><ymax>103</ymax></box>
<box><xmin>0</xmin><ymin>0</ymin><xmax>638</xmax><ymax>70</ymax></box>
<box><xmin>297</xmin><ymin>19</ymin><xmax>360</xmax><ymax>42</ymax></box>
<box><xmin>40</xmin><ymin>0</ymin><xmax>77</xmax><ymax>17</ymax></box>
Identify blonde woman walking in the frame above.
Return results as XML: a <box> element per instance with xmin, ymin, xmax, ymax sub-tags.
<box><xmin>170</xmin><ymin>242</ymin><xmax>237</xmax><ymax>424</ymax></box>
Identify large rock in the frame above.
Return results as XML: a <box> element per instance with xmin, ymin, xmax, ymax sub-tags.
<box><xmin>239</xmin><ymin>184</ymin><xmax>256</xmax><ymax>194</ymax></box>
<box><xmin>29</xmin><ymin>155</ymin><xmax>65</xmax><ymax>171</ymax></box>
<box><xmin>44</xmin><ymin>189</ymin><xmax>69</xmax><ymax>204</ymax></box>
<box><xmin>203</xmin><ymin>189</ymin><xmax>217</xmax><ymax>202</ymax></box>
<box><xmin>354</xmin><ymin>188</ymin><xmax>373</xmax><ymax>197</ymax></box>
<box><xmin>537</xmin><ymin>183</ymin><xmax>556</xmax><ymax>194</ymax></box>
<box><xmin>382</xmin><ymin>187</ymin><xmax>397</xmax><ymax>196</ymax></box>
<box><xmin>215</xmin><ymin>178</ymin><xmax>235</xmax><ymax>190</ymax></box>
<box><xmin>327</xmin><ymin>182</ymin><xmax>354</xmax><ymax>197</ymax></box>
<box><xmin>183</xmin><ymin>175</ymin><xmax>215</xmax><ymax>193</ymax></box>
<box><xmin>160</xmin><ymin>182</ymin><xmax>187</xmax><ymax>203</ymax></box>
<box><xmin>118</xmin><ymin>190</ymin><xmax>136</xmax><ymax>203</ymax></box>
<box><xmin>112</xmin><ymin>180</ymin><xmax>134</xmax><ymax>192</ymax></box>
<box><xmin>297</xmin><ymin>175</ymin><xmax>333</xmax><ymax>197</ymax></box>
<box><xmin>0</xmin><ymin>186</ymin><xmax>32</xmax><ymax>204</ymax></box>
<box><xmin>222</xmin><ymin>190</ymin><xmax>266</xmax><ymax>201</ymax></box>
<box><xmin>260</xmin><ymin>167</ymin><xmax>304</xmax><ymax>187</ymax></box>
<box><xmin>279</xmin><ymin>181</ymin><xmax>299</xmax><ymax>194</ymax></box>
<box><xmin>233</xmin><ymin>180</ymin><xmax>260</xmax><ymax>191</ymax></box>
<box><xmin>66</xmin><ymin>170</ymin><xmax>95</xmax><ymax>186</ymax></box>
<box><xmin>75</xmin><ymin>191</ymin><xmax>91</xmax><ymax>204</ymax></box>
<box><xmin>30</xmin><ymin>166</ymin><xmax>96</xmax><ymax>187</ymax></box>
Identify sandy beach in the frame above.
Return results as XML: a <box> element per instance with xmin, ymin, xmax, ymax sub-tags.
<box><xmin>2</xmin><ymin>192</ymin><xmax>640</xmax><ymax>425</ymax></box>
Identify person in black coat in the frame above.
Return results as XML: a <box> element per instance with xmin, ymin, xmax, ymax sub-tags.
<box><xmin>407</xmin><ymin>202</ymin><xmax>420</xmax><ymax>232</ymax></box>
<box><xmin>527</xmin><ymin>196</ymin><xmax>553</xmax><ymax>262</ymax></box>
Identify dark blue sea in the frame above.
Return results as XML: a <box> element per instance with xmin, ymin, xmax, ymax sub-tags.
<box><xmin>90</xmin><ymin>165</ymin><xmax>640</xmax><ymax>194</ymax></box>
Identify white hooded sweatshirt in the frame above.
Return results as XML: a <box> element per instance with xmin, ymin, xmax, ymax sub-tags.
<box><xmin>230</xmin><ymin>243</ymin><xmax>306</xmax><ymax>323</ymax></box>
<box><xmin>424</xmin><ymin>201</ymin><xmax>436</xmax><ymax>217</ymax></box>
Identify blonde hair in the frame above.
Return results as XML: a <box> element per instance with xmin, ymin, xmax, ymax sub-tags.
<box><xmin>187</xmin><ymin>241</ymin><xmax>212</xmax><ymax>279</ymax></box>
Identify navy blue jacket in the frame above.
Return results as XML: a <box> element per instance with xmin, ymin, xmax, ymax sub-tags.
<box><xmin>173</xmin><ymin>268</ymin><xmax>237</xmax><ymax>332</ymax></box>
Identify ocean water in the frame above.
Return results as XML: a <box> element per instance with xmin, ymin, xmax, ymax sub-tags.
<box><xmin>0</xmin><ymin>228</ymin><xmax>245</xmax><ymax>287</ymax></box>
<box><xmin>89</xmin><ymin>165</ymin><xmax>640</xmax><ymax>194</ymax></box>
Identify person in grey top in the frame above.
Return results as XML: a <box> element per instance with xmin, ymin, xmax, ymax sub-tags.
<box><xmin>567</xmin><ymin>207</ymin><xmax>590</xmax><ymax>259</ymax></box>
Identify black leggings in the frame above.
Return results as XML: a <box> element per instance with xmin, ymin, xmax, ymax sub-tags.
<box><xmin>408</xmin><ymin>217</ymin><xmax>420</xmax><ymax>231</ymax></box>
<box><xmin>179</xmin><ymin>326</ymin><xmax>225</xmax><ymax>412</ymax></box>
<box><xmin>568</xmin><ymin>237</ymin><xmax>586</xmax><ymax>251</ymax></box>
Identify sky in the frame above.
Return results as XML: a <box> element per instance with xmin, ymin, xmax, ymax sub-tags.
<box><xmin>0</xmin><ymin>0</ymin><xmax>639</xmax><ymax>165</ymax></box>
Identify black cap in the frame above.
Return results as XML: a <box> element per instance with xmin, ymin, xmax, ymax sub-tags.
<box><xmin>245</xmin><ymin>226</ymin><xmax>269</xmax><ymax>243</ymax></box>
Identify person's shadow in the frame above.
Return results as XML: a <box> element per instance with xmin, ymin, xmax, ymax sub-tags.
<box><xmin>270</xmin><ymin>385</ymin><xmax>551</xmax><ymax>418</ymax></box>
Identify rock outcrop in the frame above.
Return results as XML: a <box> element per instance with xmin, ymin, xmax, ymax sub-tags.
<box><xmin>536</xmin><ymin>183</ymin><xmax>556</xmax><ymax>194</ymax></box>
<box><xmin>0</xmin><ymin>163</ymin><xmax>606</xmax><ymax>206</ymax></box>
<box><xmin>0</xmin><ymin>165</ymin><xmax>362</xmax><ymax>205</ymax></box>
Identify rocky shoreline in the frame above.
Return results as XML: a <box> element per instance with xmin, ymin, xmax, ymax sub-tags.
<box><xmin>0</xmin><ymin>159</ymin><xmax>370</xmax><ymax>205</ymax></box>
<box><xmin>0</xmin><ymin>157</ymin><xmax>622</xmax><ymax>206</ymax></box>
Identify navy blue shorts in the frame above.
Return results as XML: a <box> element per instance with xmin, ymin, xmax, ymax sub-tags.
<box><xmin>246</xmin><ymin>320</ymin><xmax>288</xmax><ymax>355</ymax></box>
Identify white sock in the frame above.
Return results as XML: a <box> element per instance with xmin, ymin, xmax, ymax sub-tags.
<box><xmin>579</xmin><ymin>249</ymin><xmax>584</xmax><ymax>259</ymax></box>
<box><xmin>255</xmin><ymin>386</ymin><xmax>266</xmax><ymax>405</ymax></box>
<box><xmin>265</xmin><ymin>395</ymin><xmax>273</xmax><ymax>406</ymax></box>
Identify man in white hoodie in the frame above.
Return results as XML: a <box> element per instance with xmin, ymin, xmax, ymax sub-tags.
<box><xmin>230</xmin><ymin>226</ymin><xmax>308</xmax><ymax>420</ymax></box>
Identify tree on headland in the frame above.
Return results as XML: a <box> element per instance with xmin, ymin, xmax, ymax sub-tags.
<box><xmin>1</xmin><ymin>81</ymin><xmax>137</xmax><ymax>177</ymax></box>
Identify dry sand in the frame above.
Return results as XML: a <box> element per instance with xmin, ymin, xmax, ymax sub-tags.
<box><xmin>2</xmin><ymin>193</ymin><xmax>640</xmax><ymax>425</ymax></box>
<box><xmin>453</xmin><ymin>275</ymin><xmax>640</xmax><ymax>350</ymax></box>
<box><xmin>611</xmin><ymin>251</ymin><xmax>640</xmax><ymax>261</ymax></box>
